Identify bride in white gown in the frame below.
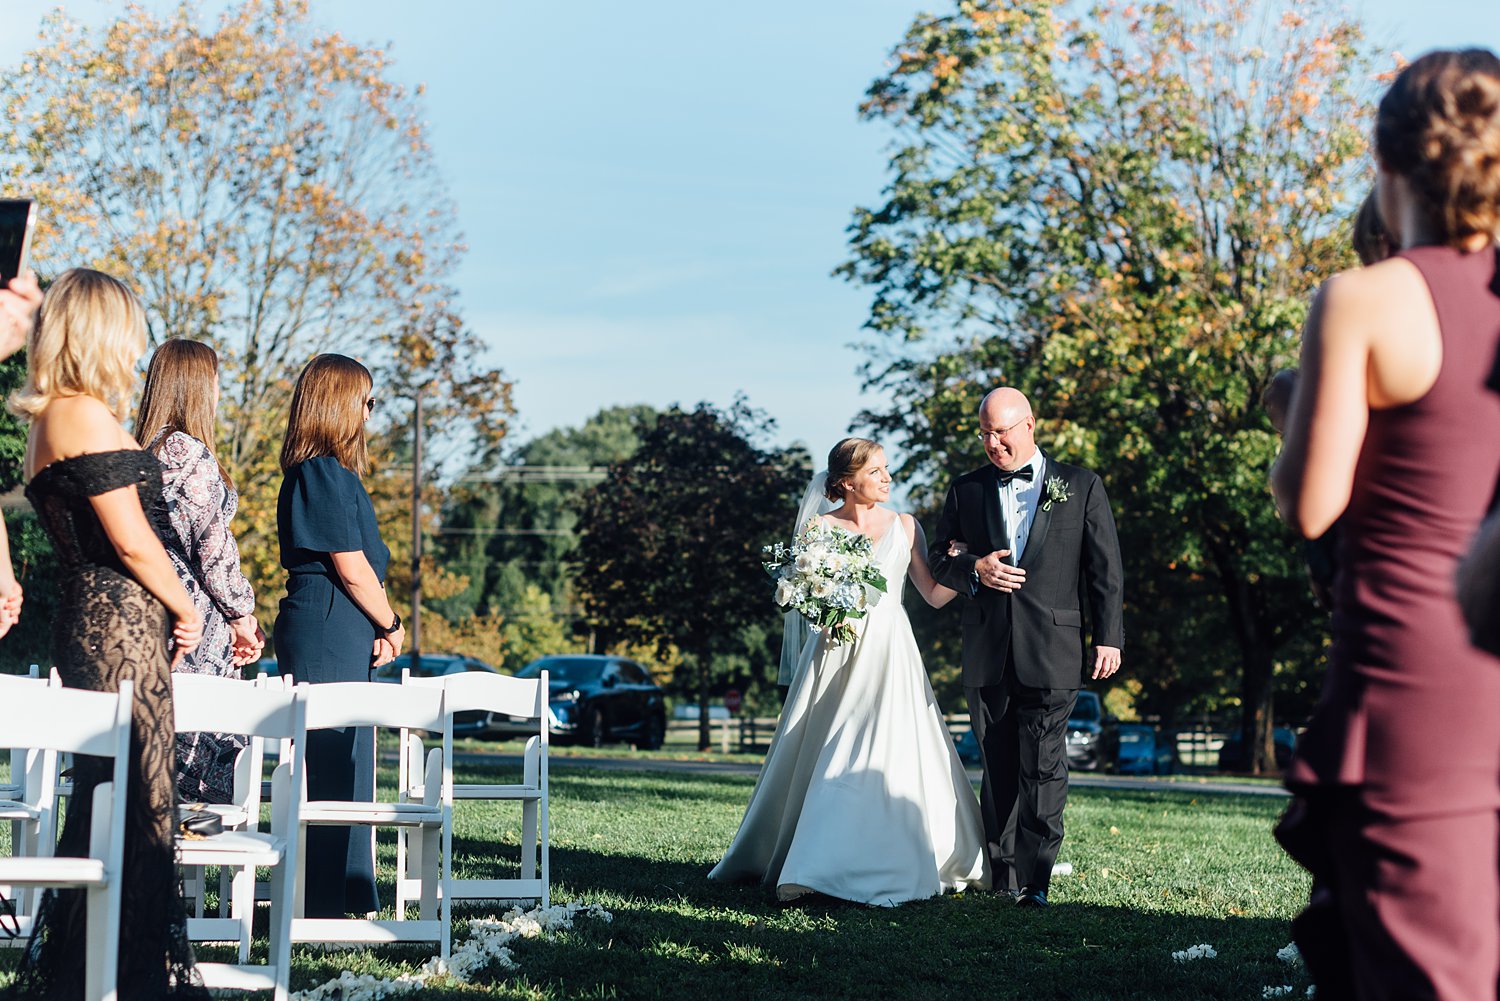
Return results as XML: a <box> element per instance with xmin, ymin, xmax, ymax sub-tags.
<box><xmin>709</xmin><ymin>437</ymin><xmax>990</xmax><ymax>905</ymax></box>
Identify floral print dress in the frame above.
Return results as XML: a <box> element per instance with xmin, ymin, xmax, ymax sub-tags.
<box><xmin>150</xmin><ymin>430</ymin><xmax>257</xmax><ymax>803</ymax></box>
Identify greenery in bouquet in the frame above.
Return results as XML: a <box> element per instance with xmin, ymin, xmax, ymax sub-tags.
<box><xmin>763</xmin><ymin>518</ymin><xmax>889</xmax><ymax>645</ymax></box>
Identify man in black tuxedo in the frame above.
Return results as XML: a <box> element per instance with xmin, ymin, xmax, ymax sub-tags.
<box><xmin>929</xmin><ymin>388</ymin><xmax>1124</xmax><ymax>907</ymax></box>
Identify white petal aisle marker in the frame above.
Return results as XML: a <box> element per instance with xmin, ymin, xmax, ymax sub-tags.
<box><xmin>290</xmin><ymin>902</ymin><xmax>613</xmax><ymax>1001</ymax></box>
<box><xmin>1170</xmin><ymin>943</ymin><xmax>1217</xmax><ymax>963</ymax></box>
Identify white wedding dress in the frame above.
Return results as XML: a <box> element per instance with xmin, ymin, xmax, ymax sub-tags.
<box><xmin>708</xmin><ymin>515</ymin><xmax>990</xmax><ymax>905</ymax></box>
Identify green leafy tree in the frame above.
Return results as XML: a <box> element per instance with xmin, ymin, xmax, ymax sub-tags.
<box><xmin>842</xmin><ymin>0</ymin><xmax>1383</xmax><ymax>771</ymax></box>
<box><xmin>437</xmin><ymin>405</ymin><xmax>660</xmax><ymax>630</ymax></box>
<box><xmin>574</xmin><ymin>402</ymin><xmax>807</xmax><ymax>750</ymax></box>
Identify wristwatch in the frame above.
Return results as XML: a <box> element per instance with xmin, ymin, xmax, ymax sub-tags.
<box><xmin>375</xmin><ymin>612</ymin><xmax>402</xmax><ymax>637</ymax></box>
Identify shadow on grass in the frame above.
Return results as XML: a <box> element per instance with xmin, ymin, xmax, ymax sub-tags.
<box><xmin>495</xmin><ymin>845</ymin><xmax>1307</xmax><ymax>1001</ymax></box>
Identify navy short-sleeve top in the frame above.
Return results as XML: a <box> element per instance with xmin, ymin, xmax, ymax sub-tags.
<box><xmin>277</xmin><ymin>455</ymin><xmax>390</xmax><ymax>580</ymax></box>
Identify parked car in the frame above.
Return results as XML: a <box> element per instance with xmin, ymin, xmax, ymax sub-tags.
<box><xmin>1217</xmin><ymin>726</ymin><xmax>1297</xmax><ymax>772</ymax></box>
<box><xmin>1114</xmin><ymin>724</ymin><xmax>1175</xmax><ymax>775</ymax></box>
<box><xmin>1066</xmin><ymin>691</ymin><xmax>1118</xmax><ymax>771</ymax></box>
<box><xmin>513</xmin><ymin>654</ymin><xmax>667</xmax><ymax>750</ymax></box>
<box><xmin>953</xmin><ymin>726</ymin><xmax>982</xmax><ymax>767</ymax></box>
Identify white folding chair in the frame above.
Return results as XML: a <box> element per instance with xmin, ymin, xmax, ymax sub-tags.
<box><xmin>0</xmin><ymin>673</ymin><xmax>56</xmax><ymax>932</ymax></box>
<box><xmin>291</xmin><ymin>681</ymin><xmax>453</xmax><ymax>960</ymax></box>
<box><xmin>173</xmin><ymin>680</ymin><xmax>306</xmax><ymax>1000</ymax></box>
<box><xmin>171</xmin><ymin>673</ymin><xmax>266</xmax><ymax>918</ymax></box>
<box><xmin>399</xmin><ymin>669</ymin><xmax>550</xmax><ymax>910</ymax></box>
<box><xmin>0</xmin><ymin>679</ymin><xmax>133</xmax><ymax>1001</ymax></box>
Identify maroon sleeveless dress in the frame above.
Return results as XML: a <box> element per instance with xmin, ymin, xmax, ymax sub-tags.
<box><xmin>1283</xmin><ymin>245</ymin><xmax>1500</xmax><ymax>1001</ymax></box>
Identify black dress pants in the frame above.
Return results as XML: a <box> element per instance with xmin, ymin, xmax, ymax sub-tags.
<box><xmin>966</xmin><ymin>672</ymin><xmax>1077</xmax><ymax>895</ymax></box>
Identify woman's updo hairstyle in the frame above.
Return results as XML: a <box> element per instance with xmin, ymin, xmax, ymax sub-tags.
<box><xmin>825</xmin><ymin>437</ymin><xmax>882</xmax><ymax>501</ymax></box>
<box><xmin>1375</xmin><ymin>48</ymin><xmax>1500</xmax><ymax>247</ymax></box>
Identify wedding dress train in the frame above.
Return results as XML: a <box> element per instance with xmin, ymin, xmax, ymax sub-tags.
<box><xmin>709</xmin><ymin>517</ymin><xmax>989</xmax><ymax>905</ymax></box>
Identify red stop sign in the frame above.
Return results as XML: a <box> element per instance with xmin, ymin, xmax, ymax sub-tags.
<box><xmin>724</xmin><ymin>689</ymin><xmax>742</xmax><ymax>714</ymax></box>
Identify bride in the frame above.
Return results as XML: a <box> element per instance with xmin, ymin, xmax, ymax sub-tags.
<box><xmin>709</xmin><ymin>437</ymin><xmax>990</xmax><ymax>904</ymax></box>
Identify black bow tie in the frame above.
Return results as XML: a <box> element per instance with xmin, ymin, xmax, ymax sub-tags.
<box><xmin>997</xmin><ymin>465</ymin><xmax>1035</xmax><ymax>485</ymax></box>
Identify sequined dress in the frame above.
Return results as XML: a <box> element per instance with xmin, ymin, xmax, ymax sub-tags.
<box><xmin>7</xmin><ymin>449</ymin><xmax>207</xmax><ymax>1000</ymax></box>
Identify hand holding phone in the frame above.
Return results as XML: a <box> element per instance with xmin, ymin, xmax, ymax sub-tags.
<box><xmin>0</xmin><ymin>199</ymin><xmax>36</xmax><ymax>287</ymax></box>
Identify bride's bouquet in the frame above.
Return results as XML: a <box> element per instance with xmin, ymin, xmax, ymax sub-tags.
<box><xmin>763</xmin><ymin>518</ymin><xmax>888</xmax><ymax>645</ymax></box>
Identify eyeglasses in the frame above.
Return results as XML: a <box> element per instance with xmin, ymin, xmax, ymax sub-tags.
<box><xmin>365</xmin><ymin>397</ymin><xmax>378</xmax><ymax>413</ymax></box>
<box><xmin>976</xmin><ymin>417</ymin><xmax>1028</xmax><ymax>443</ymax></box>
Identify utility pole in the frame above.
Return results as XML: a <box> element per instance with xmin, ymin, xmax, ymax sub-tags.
<box><xmin>410</xmin><ymin>387</ymin><xmax>423</xmax><ymax>675</ymax></box>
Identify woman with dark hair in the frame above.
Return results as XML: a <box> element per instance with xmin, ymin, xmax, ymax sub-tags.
<box><xmin>273</xmin><ymin>353</ymin><xmax>404</xmax><ymax>918</ymax></box>
<box><xmin>1272</xmin><ymin>49</ymin><xmax>1500</xmax><ymax>1000</ymax></box>
<box><xmin>136</xmin><ymin>338</ymin><xmax>263</xmax><ymax>803</ymax></box>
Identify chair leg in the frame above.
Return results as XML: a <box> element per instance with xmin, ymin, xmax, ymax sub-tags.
<box><xmin>268</xmin><ymin>856</ymin><xmax>295</xmax><ymax>1001</ymax></box>
<box><xmin>183</xmin><ymin>865</ymin><xmax>205</xmax><ymax>918</ymax></box>
<box><xmin>294</xmin><ymin>826</ymin><xmax>308</xmax><ymax>918</ymax></box>
<box><xmin>231</xmin><ymin>863</ymin><xmax>255</xmax><ymax>963</ymax></box>
<box><xmin>419</xmin><ymin>824</ymin><xmax>439</xmax><ymax>922</ymax></box>
<box><xmin>87</xmin><ymin>879</ymin><xmax>120</xmax><ymax>1001</ymax></box>
<box><xmin>521</xmin><ymin>801</ymin><xmax>537</xmax><ymax>883</ymax></box>
<box><xmin>541</xmin><ymin>793</ymin><xmax>550</xmax><ymax>910</ymax></box>
<box><xmin>395</xmin><ymin>826</ymin><xmax>410</xmax><ymax>920</ymax></box>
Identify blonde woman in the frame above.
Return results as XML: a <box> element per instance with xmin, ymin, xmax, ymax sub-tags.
<box><xmin>136</xmin><ymin>338</ymin><xmax>263</xmax><ymax>803</ymax></box>
<box><xmin>7</xmin><ymin>268</ymin><xmax>206</xmax><ymax>999</ymax></box>
<box><xmin>274</xmin><ymin>353</ymin><xmax>403</xmax><ymax>918</ymax></box>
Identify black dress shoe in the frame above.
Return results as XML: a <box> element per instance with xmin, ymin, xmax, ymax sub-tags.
<box><xmin>1016</xmin><ymin>889</ymin><xmax>1049</xmax><ymax>908</ymax></box>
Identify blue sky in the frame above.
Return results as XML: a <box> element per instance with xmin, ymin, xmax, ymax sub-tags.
<box><xmin>3</xmin><ymin>0</ymin><xmax>1499</xmax><ymax>467</ymax></box>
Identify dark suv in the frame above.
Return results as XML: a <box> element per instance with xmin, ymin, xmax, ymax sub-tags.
<box><xmin>512</xmin><ymin>655</ymin><xmax>667</xmax><ymax>750</ymax></box>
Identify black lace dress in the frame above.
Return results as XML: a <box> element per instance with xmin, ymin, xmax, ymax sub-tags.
<box><xmin>6</xmin><ymin>450</ymin><xmax>208</xmax><ymax>1000</ymax></box>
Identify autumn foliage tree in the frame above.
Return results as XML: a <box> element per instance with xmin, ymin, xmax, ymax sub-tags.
<box><xmin>842</xmin><ymin>0</ymin><xmax>1385</xmax><ymax>771</ymax></box>
<box><xmin>0</xmin><ymin>0</ymin><xmax>511</xmax><ymax>614</ymax></box>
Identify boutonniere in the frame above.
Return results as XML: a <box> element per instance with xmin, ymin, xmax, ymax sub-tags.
<box><xmin>1041</xmin><ymin>475</ymin><xmax>1071</xmax><ymax>512</ymax></box>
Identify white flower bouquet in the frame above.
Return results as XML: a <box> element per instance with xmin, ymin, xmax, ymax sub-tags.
<box><xmin>764</xmin><ymin>518</ymin><xmax>888</xmax><ymax>645</ymax></box>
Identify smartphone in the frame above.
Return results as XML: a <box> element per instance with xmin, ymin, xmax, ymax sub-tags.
<box><xmin>0</xmin><ymin>199</ymin><xmax>37</xmax><ymax>287</ymax></box>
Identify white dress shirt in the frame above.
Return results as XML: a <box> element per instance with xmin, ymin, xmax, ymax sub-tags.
<box><xmin>998</xmin><ymin>449</ymin><xmax>1046</xmax><ymax>564</ymax></box>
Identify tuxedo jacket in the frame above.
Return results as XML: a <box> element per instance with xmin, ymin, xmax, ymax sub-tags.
<box><xmin>928</xmin><ymin>455</ymin><xmax>1124</xmax><ymax>690</ymax></box>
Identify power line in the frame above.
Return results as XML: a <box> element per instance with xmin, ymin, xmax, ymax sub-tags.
<box><xmin>436</xmin><ymin>527</ymin><xmax>573</xmax><ymax>536</ymax></box>
<box><xmin>456</xmin><ymin>466</ymin><xmax>608</xmax><ymax>484</ymax></box>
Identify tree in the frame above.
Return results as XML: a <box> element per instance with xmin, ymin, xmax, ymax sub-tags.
<box><xmin>574</xmin><ymin>402</ymin><xmax>807</xmax><ymax>750</ymax></box>
<box><xmin>437</xmin><ymin>405</ymin><xmax>660</xmax><ymax>628</ymax></box>
<box><xmin>0</xmin><ymin>0</ymin><xmax>511</xmax><ymax>612</ymax></box>
<box><xmin>841</xmin><ymin>0</ymin><xmax>1384</xmax><ymax>771</ymax></box>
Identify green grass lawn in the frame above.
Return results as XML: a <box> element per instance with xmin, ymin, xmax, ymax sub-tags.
<box><xmin>1</xmin><ymin>762</ymin><xmax>1313</xmax><ymax>1000</ymax></box>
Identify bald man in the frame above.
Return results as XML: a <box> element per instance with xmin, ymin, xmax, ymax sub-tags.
<box><xmin>928</xmin><ymin>388</ymin><xmax>1124</xmax><ymax>907</ymax></box>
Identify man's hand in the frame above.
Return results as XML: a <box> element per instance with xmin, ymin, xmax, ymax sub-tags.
<box><xmin>1092</xmin><ymin>645</ymin><xmax>1122</xmax><ymax>680</ymax></box>
<box><xmin>975</xmin><ymin>550</ymin><xmax>1025</xmax><ymax>592</ymax></box>
<box><xmin>0</xmin><ymin>272</ymin><xmax>42</xmax><ymax>360</ymax></box>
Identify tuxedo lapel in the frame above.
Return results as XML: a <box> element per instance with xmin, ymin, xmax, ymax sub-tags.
<box><xmin>1018</xmin><ymin>456</ymin><xmax>1055</xmax><ymax>569</ymax></box>
<box><xmin>982</xmin><ymin>465</ymin><xmax>1008</xmax><ymax>556</ymax></box>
